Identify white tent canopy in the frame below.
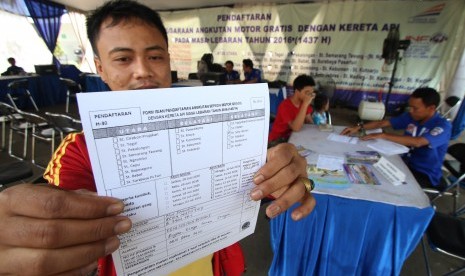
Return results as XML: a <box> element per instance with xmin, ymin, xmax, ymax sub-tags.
<box><xmin>2</xmin><ymin>0</ymin><xmax>464</xmax><ymax>114</ymax></box>
<box><xmin>51</xmin><ymin>0</ymin><xmax>348</xmax><ymax>12</ymax></box>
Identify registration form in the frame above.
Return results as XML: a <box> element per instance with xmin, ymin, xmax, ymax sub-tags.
<box><xmin>77</xmin><ymin>83</ymin><xmax>269</xmax><ymax>275</ymax></box>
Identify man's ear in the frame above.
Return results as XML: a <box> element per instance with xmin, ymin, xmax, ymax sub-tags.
<box><xmin>94</xmin><ymin>57</ymin><xmax>106</xmax><ymax>83</ymax></box>
<box><xmin>427</xmin><ymin>104</ymin><xmax>437</xmax><ymax>113</ymax></box>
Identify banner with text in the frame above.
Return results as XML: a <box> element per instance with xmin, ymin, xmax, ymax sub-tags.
<box><xmin>161</xmin><ymin>0</ymin><xmax>465</xmax><ymax>108</ymax></box>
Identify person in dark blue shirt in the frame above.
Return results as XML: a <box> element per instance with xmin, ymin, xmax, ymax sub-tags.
<box><xmin>224</xmin><ymin>60</ymin><xmax>240</xmax><ymax>84</ymax></box>
<box><xmin>1</xmin><ymin>57</ymin><xmax>26</xmax><ymax>76</ymax></box>
<box><xmin>341</xmin><ymin>87</ymin><xmax>452</xmax><ymax>187</ymax></box>
<box><xmin>242</xmin><ymin>58</ymin><xmax>262</xmax><ymax>84</ymax></box>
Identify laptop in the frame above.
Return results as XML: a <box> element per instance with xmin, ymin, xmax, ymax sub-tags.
<box><xmin>171</xmin><ymin>71</ymin><xmax>179</xmax><ymax>83</ymax></box>
<box><xmin>34</xmin><ymin>64</ymin><xmax>58</xmax><ymax>75</ymax></box>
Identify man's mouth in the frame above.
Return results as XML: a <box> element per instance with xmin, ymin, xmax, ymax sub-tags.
<box><xmin>135</xmin><ymin>84</ymin><xmax>159</xmax><ymax>90</ymax></box>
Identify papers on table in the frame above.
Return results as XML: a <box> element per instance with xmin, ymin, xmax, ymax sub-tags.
<box><xmin>365</xmin><ymin>128</ymin><xmax>382</xmax><ymax>135</ymax></box>
<box><xmin>373</xmin><ymin>156</ymin><xmax>407</xmax><ymax>185</ymax></box>
<box><xmin>344</xmin><ymin>151</ymin><xmax>381</xmax><ymax>164</ymax></box>
<box><xmin>343</xmin><ymin>163</ymin><xmax>380</xmax><ymax>185</ymax></box>
<box><xmin>295</xmin><ymin>145</ymin><xmax>314</xmax><ymax>157</ymax></box>
<box><xmin>318</xmin><ymin>124</ymin><xmax>334</xmax><ymax>132</ymax></box>
<box><xmin>77</xmin><ymin>84</ymin><xmax>269</xmax><ymax>275</ymax></box>
<box><xmin>366</xmin><ymin>139</ymin><xmax>410</xmax><ymax>155</ymax></box>
<box><xmin>289</xmin><ymin>125</ymin><xmax>431</xmax><ymax>208</ymax></box>
<box><xmin>307</xmin><ymin>164</ymin><xmax>350</xmax><ymax>190</ymax></box>
<box><xmin>327</xmin><ymin>133</ymin><xmax>359</xmax><ymax>144</ymax></box>
<box><xmin>317</xmin><ymin>154</ymin><xmax>345</xmax><ymax>171</ymax></box>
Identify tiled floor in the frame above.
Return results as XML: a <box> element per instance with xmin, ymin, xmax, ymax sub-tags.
<box><xmin>1</xmin><ymin>101</ymin><xmax>464</xmax><ymax>275</ymax></box>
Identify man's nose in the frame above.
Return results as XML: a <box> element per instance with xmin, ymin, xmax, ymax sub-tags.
<box><xmin>133</xmin><ymin>58</ymin><xmax>152</xmax><ymax>78</ymax></box>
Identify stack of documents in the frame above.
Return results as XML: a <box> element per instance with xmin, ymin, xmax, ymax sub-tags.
<box><xmin>367</xmin><ymin>139</ymin><xmax>409</xmax><ymax>155</ymax></box>
<box><xmin>373</xmin><ymin>156</ymin><xmax>406</xmax><ymax>185</ymax></box>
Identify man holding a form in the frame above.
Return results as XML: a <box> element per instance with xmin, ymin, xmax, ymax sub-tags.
<box><xmin>0</xmin><ymin>1</ymin><xmax>315</xmax><ymax>275</ymax></box>
<box><xmin>341</xmin><ymin>87</ymin><xmax>451</xmax><ymax>188</ymax></box>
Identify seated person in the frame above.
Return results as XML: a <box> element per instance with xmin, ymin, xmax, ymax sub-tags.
<box><xmin>312</xmin><ymin>94</ymin><xmax>330</xmax><ymax>125</ymax></box>
<box><xmin>268</xmin><ymin>74</ymin><xmax>316</xmax><ymax>144</ymax></box>
<box><xmin>197</xmin><ymin>53</ymin><xmax>213</xmax><ymax>82</ymax></box>
<box><xmin>224</xmin><ymin>60</ymin><xmax>240</xmax><ymax>84</ymax></box>
<box><xmin>1</xmin><ymin>57</ymin><xmax>26</xmax><ymax>76</ymax></box>
<box><xmin>341</xmin><ymin>87</ymin><xmax>452</xmax><ymax>188</ymax></box>
<box><xmin>242</xmin><ymin>59</ymin><xmax>262</xmax><ymax>84</ymax></box>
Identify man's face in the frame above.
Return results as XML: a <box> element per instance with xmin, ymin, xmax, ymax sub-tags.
<box><xmin>94</xmin><ymin>19</ymin><xmax>171</xmax><ymax>91</ymax></box>
<box><xmin>242</xmin><ymin>64</ymin><xmax>251</xmax><ymax>73</ymax></box>
<box><xmin>225</xmin><ymin>63</ymin><xmax>233</xmax><ymax>73</ymax></box>
<box><xmin>408</xmin><ymin>97</ymin><xmax>434</xmax><ymax>122</ymax></box>
<box><xmin>297</xmin><ymin>85</ymin><xmax>315</xmax><ymax>100</ymax></box>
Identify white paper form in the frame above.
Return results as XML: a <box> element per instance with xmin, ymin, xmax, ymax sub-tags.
<box><xmin>327</xmin><ymin>133</ymin><xmax>358</xmax><ymax>144</ymax></box>
<box><xmin>316</xmin><ymin>154</ymin><xmax>345</xmax><ymax>171</ymax></box>
<box><xmin>76</xmin><ymin>83</ymin><xmax>269</xmax><ymax>275</ymax></box>
<box><xmin>366</xmin><ymin>139</ymin><xmax>410</xmax><ymax>155</ymax></box>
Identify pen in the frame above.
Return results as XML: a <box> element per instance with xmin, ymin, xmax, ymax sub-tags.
<box><xmin>320</xmin><ymin>169</ymin><xmax>338</xmax><ymax>177</ymax></box>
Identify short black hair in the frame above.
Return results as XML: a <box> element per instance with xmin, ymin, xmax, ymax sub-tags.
<box><xmin>410</xmin><ymin>87</ymin><xmax>440</xmax><ymax>107</ymax></box>
<box><xmin>86</xmin><ymin>0</ymin><xmax>168</xmax><ymax>57</ymax></box>
<box><xmin>201</xmin><ymin>53</ymin><xmax>213</xmax><ymax>64</ymax></box>
<box><xmin>225</xmin><ymin>60</ymin><xmax>234</xmax><ymax>67</ymax></box>
<box><xmin>243</xmin><ymin>59</ymin><xmax>253</xmax><ymax>69</ymax></box>
<box><xmin>314</xmin><ymin>94</ymin><xmax>329</xmax><ymax>111</ymax></box>
<box><xmin>7</xmin><ymin>57</ymin><xmax>15</xmax><ymax>63</ymax></box>
<box><xmin>293</xmin><ymin>74</ymin><xmax>315</xmax><ymax>91</ymax></box>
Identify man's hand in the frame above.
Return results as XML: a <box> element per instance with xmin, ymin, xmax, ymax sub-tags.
<box><xmin>250</xmin><ymin>143</ymin><xmax>316</xmax><ymax>221</ymax></box>
<box><xmin>340</xmin><ymin>125</ymin><xmax>360</xmax><ymax>136</ymax></box>
<box><xmin>303</xmin><ymin>92</ymin><xmax>315</xmax><ymax>106</ymax></box>
<box><xmin>0</xmin><ymin>184</ymin><xmax>132</xmax><ymax>275</ymax></box>
<box><xmin>360</xmin><ymin>133</ymin><xmax>384</xmax><ymax>141</ymax></box>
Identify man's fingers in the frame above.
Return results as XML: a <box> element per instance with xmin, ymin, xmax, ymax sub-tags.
<box><xmin>264</xmin><ymin>143</ymin><xmax>296</xmax><ymax>172</ymax></box>
<box><xmin>340</xmin><ymin>128</ymin><xmax>351</xmax><ymax>135</ymax></box>
<box><xmin>0</xmin><ymin>184</ymin><xmax>124</xmax><ymax>219</ymax></box>
<box><xmin>252</xmin><ymin>162</ymin><xmax>298</xmax><ymax>200</ymax></box>
<box><xmin>55</xmin><ymin>261</ymin><xmax>98</xmax><ymax>276</ymax></box>
<box><xmin>265</xmin><ymin>176</ymin><xmax>309</xmax><ymax>218</ymax></box>
<box><xmin>0</xmin><ymin>237</ymin><xmax>119</xmax><ymax>276</ymax></box>
<box><xmin>0</xmin><ymin>216</ymin><xmax>131</xmax><ymax>248</ymax></box>
<box><xmin>290</xmin><ymin>192</ymin><xmax>316</xmax><ymax>221</ymax></box>
<box><xmin>252</xmin><ymin>144</ymin><xmax>306</xmax><ymax>200</ymax></box>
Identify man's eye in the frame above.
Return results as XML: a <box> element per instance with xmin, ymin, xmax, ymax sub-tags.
<box><xmin>115</xmin><ymin>57</ymin><xmax>130</xmax><ymax>62</ymax></box>
<box><xmin>149</xmin><ymin>56</ymin><xmax>163</xmax><ymax>60</ymax></box>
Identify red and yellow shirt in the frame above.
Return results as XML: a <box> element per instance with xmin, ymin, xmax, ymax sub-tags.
<box><xmin>44</xmin><ymin>133</ymin><xmax>243</xmax><ymax>276</ymax></box>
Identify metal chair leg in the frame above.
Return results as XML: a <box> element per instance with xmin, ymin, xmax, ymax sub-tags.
<box><xmin>6</xmin><ymin>93</ymin><xmax>19</xmax><ymax>110</ymax></box>
<box><xmin>8</xmin><ymin>127</ymin><xmax>13</xmax><ymax>156</ymax></box>
<box><xmin>1</xmin><ymin>119</ymin><xmax>5</xmax><ymax>150</ymax></box>
<box><xmin>66</xmin><ymin>90</ymin><xmax>70</xmax><ymax>113</ymax></box>
<box><xmin>51</xmin><ymin>129</ymin><xmax>55</xmax><ymax>157</ymax></box>
<box><xmin>421</xmin><ymin>236</ymin><xmax>433</xmax><ymax>276</ymax></box>
<box><xmin>8</xmin><ymin>125</ymin><xmax>27</xmax><ymax>160</ymax></box>
<box><xmin>444</xmin><ymin>266</ymin><xmax>465</xmax><ymax>276</ymax></box>
<box><xmin>25</xmin><ymin>90</ymin><xmax>39</xmax><ymax>112</ymax></box>
<box><xmin>455</xmin><ymin>204</ymin><xmax>465</xmax><ymax>216</ymax></box>
<box><xmin>22</xmin><ymin>124</ymin><xmax>28</xmax><ymax>159</ymax></box>
<box><xmin>31</xmin><ymin>125</ymin><xmax>36</xmax><ymax>165</ymax></box>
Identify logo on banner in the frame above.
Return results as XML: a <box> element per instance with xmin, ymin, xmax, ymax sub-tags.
<box><xmin>408</xmin><ymin>3</ymin><xmax>445</xmax><ymax>23</ymax></box>
<box><xmin>430</xmin><ymin>32</ymin><xmax>448</xmax><ymax>43</ymax></box>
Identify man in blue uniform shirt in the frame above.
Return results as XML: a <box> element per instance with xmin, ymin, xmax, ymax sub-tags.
<box><xmin>1</xmin><ymin>57</ymin><xmax>26</xmax><ymax>76</ymax></box>
<box><xmin>341</xmin><ymin>87</ymin><xmax>452</xmax><ymax>187</ymax></box>
<box><xmin>242</xmin><ymin>58</ymin><xmax>262</xmax><ymax>83</ymax></box>
<box><xmin>224</xmin><ymin>60</ymin><xmax>240</xmax><ymax>84</ymax></box>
